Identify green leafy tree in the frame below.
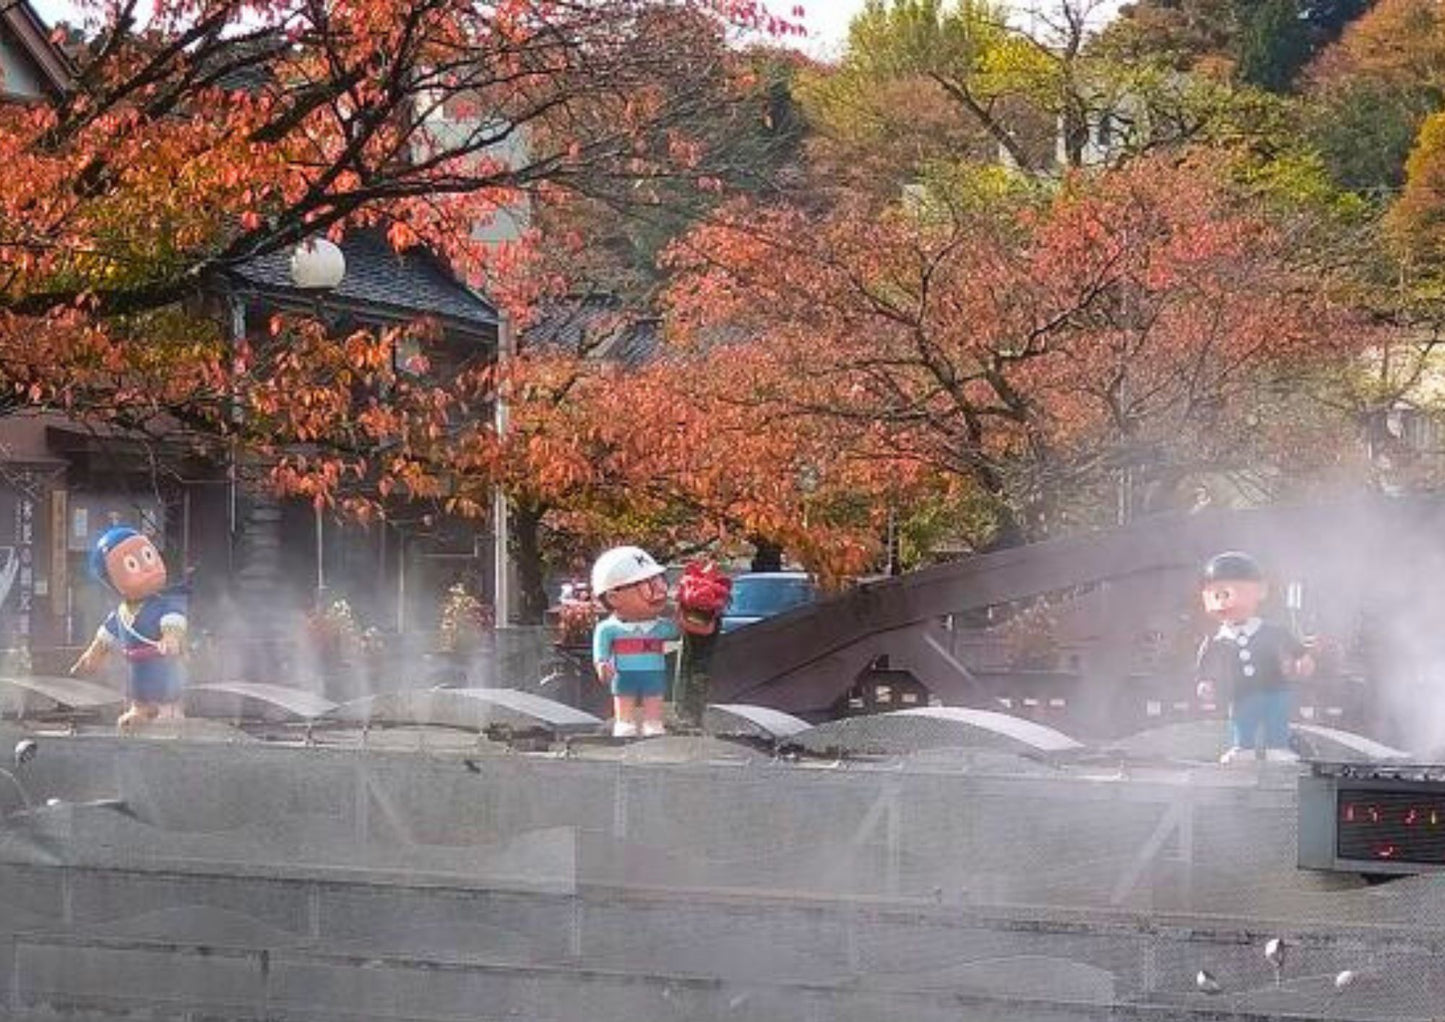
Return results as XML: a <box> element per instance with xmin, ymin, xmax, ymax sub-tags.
<box><xmin>1099</xmin><ymin>0</ymin><xmax>1239</xmax><ymax>74</ymax></box>
<box><xmin>1103</xmin><ymin>0</ymin><xmax>1371</xmax><ymax>88</ymax></box>
<box><xmin>808</xmin><ymin>0</ymin><xmax>1330</xmax><ymax>201</ymax></box>
<box><xmin>1303</xmin><ymin>0</ymin><xmax>1445</xmax><ymax>193</ymax></box>
<box><xmin>1306</xmin><ymin>80</ymin><xmax>1424</xmax><ymax>192</ymax></box>
<box><xmin>803</xmin><ymin>0</ymin><xmax>1094</xmax><ymax>178</ymax></box>
<box><xmin>1236</xmin><ymin>0</ymin><xmax>1314</xmax><ymax>92</ymax></box>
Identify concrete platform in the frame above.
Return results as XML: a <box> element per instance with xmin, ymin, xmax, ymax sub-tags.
<box><xmin>3</xmin><ymin>723</ymin><xmax>1444</xmax><ymax>1021</ymax></box>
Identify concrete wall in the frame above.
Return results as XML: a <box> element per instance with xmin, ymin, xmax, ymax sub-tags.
<box><xmin>8</xmin><ymin>866</ymin><xmax>1442</xmax><ymax>1022</ymax></box>
<box><xmin>4</xmin><ymin>729</ymin><xmax>1445</xmax><ymax>1020</ymax></box>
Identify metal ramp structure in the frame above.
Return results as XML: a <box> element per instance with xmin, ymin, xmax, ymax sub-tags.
<box><xmin>0</xmin><ymin>675</ymin><xmax>122</xmax><ymax>718</ymax></box>
<box><xmin>788</xmin><ymin>706</ymin><xmax>1085</xmax><ymax>759</ymax></box>
<box><xmin>1293</xmin><ymin>723</ymin><xmax>1411</xmax><ymax>763</ymax></box>
<box><xmin>1109</xmin><ymin>719</ymin><xmax>1410</xmax><ymax>764</ymax></box>
<box><xmin>709</xmin><ymin>497</ymin><xmax>1445</xmax><ymax>731</ymax></box>
<box><xmin>183</xmin><ymin>682</ymin><xmax>337</xmax><ymax>723</ymax></box>
<box><xmin>702</xmin><ymin>704</ymin><xmax>810</xmax><ymax>743</ymax></box>
<box><xmin>328</xmin><ymin>686</ymin><xmax>604</xmax><ymax>737</ymax></box>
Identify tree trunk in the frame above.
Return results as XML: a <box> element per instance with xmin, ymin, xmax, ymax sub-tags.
<box><xmin>981</xmin><ymin>504</ymin><xmax>1029</xmax><ymax>552</ymax></box>
<box><xmin>676</xmin><ymin>629</ymin><xmax>718</xmax><ymax>729</ymax></box>
<box><xmin>512</xmin><ymin>500</ymin><xmax>550</xmax><ymax>625</ymax></box>
<box><xmin>749</xmin><ymin>538</ymin><xmax>784</xmax><ymax>572</ymax></box>
<box><xmin>1061</xmin><ymin>101</ymin><xmax>1090</xmax><ymax>169</ymax></box>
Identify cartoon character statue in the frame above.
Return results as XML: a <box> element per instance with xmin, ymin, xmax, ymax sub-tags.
<box><xmin>591</xmin><ymin>545</ymin><xmax>678</xmax><ymax>738</ymax></box>
<box><xmin>1194</xmin><ymin>551</ymin><xmax>1314</xmax><ymax>764</ymax></box>
<box><xmin>70</xmin><ymin>527</ymin><xmax>189</xmax><ymax>731</ymax></box>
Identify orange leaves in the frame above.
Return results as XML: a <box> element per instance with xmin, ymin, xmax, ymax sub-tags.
<box><xmin>0</xmin><ymin>0</ymin><xmax>1025</xmax><ymax>567</ymax></box>
<box><xmin>661</xmin><ymin>156</ymin><xmax>1359</xmax><ymax>540</ymax></box>
<box><xmin>1387</xmin><ymin>111</ymin><xmax>1445</xmax><ymax>265</ymax></box>
<box><xmin>1308</xmin><ymin>0</ymin><xmax>1445</xmax><ymax>92</ymax></box>
<box><xmin>1</xmin><ymin>0</ymin><xmax>779</xmax><ymax>337</ymax></box>
<box><xmin>489</xmin><ymin>338</ymin><xmax>897</xmax><ymax>575</ymax></box>
<box><xmin>197</xmin><ymin>306</ymin><xmax>503</xmax><ymax>509</ymax></box>
<box><xmin>386</xmin><ymin>220</ymin><xmax>419</xmax><ymax>252</ymax></box>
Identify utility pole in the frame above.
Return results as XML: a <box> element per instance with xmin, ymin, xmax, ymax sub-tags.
<box><xmin>227</xmin><ymin>293</ymin><xmax>245</xmax><ymax>577</ymax></box>
<box><xmin>492</xmin><ymin>312</ymin><xmax>514</xmax><ymax>627</ymax></box>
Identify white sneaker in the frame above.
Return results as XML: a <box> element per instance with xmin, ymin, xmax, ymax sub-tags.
<box><xmin>1219</xmin><ymin>746</ymin><xmax>1245</xmax><ymax>765</ymax></box>
<box><xmin>641</xmin><ymin>720</ymin><xmax>666</xmax><ymax>738</ymax></box>
<box><xmin>612</xmin><ymin>720</ymin><xmax>638</xmax><ymax>738</ymax></box>
<box><xmin>1265</xmin><ymin>747</ymin><xmax>1299</xmax><ymax>763</ymax></box>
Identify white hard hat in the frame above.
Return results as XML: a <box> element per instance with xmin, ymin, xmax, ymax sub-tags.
<box><xmin>591</xmin><ymin>545</ymin><xmax>665</xmax><ymax>596</ymax></box>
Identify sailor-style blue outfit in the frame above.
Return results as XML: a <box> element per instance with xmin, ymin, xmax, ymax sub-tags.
<box><xmin>88</xmin><ymin>526</ymin><xmax>188</xmax><ymax>705</ymax></box>
<box><xmin>94</xmin><ymin>590</ymin><xmax>188</xmax><ymax>703</ymax></box>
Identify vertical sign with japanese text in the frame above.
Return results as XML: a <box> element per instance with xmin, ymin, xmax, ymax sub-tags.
<box><xmin>0</xmin><ymin>470</ymin><xmax>38</xmax><ymax>646</ymax></box>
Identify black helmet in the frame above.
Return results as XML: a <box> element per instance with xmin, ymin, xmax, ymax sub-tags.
<box><xmin>1202</xmin><ymin>551</ymin><xmax>1264</xmax><ymax>583</ymax></box>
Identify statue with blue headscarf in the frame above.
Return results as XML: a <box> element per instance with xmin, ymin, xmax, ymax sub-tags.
<box><xmin>69</xmin><ymin>526</ymin><xmax>189</xmax><ymax>731</ymax></box>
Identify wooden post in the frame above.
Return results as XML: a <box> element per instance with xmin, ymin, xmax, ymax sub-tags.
<box><xmin>49</xmin><ymin>489</ymin><xmax>67</xmax><ymax>621</ymax></box>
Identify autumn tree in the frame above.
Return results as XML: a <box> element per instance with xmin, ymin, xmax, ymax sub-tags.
<box><xmin>0</xmin><ymin>0</ymin><xmax>835</xmax><ymax>636</ymax></box>
<box><xmin>0</xmin><ymin>0</ymin><xmax>805</xmax><ymax>515</ymax></box>
<box><xmin>530</xmin><ymin>40</ymin><xmax>813</xmax><ymax>308</ymax></box>
<box><xmin>1307</xmin><ymin>0</ymin><xmax>1445</xmax><ymax>91</ymax></box>
<box><xmin>802</xmin><ymin>0</ymin><xmax>1105</xmax><ymax>178</ymax></box>
<box><xmin>663</xmin><ymin>156</ymin><xmax>1364</xmax><ymax>548</ymax></box>
<box><xmin>1103</xmin><ymin>0</ymin><xmax>1371</xmax><ymax>89</ymax></box>
<box><xmin>1304</xmin><ymin>0</ymin><xmax>1445</xmax><ymax>192</ymax></box>
<box><xmin>1386</xmin><ymin>112</ymin><xmax>1445</xmax><ymax>270</ymax></box>
<box><xmin>469</xmin><ymin>27</ymin><xmax>817</xmax><ymax>616</ymax></box>
<box><xmin>451</xmin><ymin>339</ymin><xmax>907</xmax><ymax>616</ymax></box>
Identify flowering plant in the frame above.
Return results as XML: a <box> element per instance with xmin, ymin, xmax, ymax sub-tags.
<box><xmin>306</xmin><ymin>598</ymin><xmax>387</xmax><ymax>654</ymax></box>
<box><xmin>676</xmin><ymin>561</ymin><xmax>732</xmax><ymax>636</ymax></box>
<box><xmin>556</xmin><ymin>599</ymin><xmax>600</xmax><ymax>647</ymax></box>
<box><xmin>308</xmin><ymin>598</ymin><xmax>358</xmax><ymax>641</ymax></box>
<box><xmin>438</xmin><ymin>583</ymin><xmax>495</xmax><ymax>652</ymax></box>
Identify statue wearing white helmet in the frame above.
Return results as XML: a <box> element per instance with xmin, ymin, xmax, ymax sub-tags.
<box><xmin>591</xmin><ymin>545</ymin><xmax>665</xmax><ymax>598</ymax></box>
<box><xmin>591</xmin><ymin>545</ymin><xmax>677</xmax><ymax>739</ymax></box>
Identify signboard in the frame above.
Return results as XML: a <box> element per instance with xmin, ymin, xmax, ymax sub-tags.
<box><xmin>1300</xmin><ymin>767</ymin><xmax>1445</xmax><ymax>875</ymax></box>
<box><xmin>0</xmin><ymin>469</ymin><xmax>41</xmax><ymax>647</ymax></box>
<box><xmin>66</xmin><ymin>496</ymin><xmax>164</xmax><ymax>551</ymax></box>
<box><xmin>1337</xmin><ymin>790</ymin><xmax>1445</xmax><ymax>866</ymax></box>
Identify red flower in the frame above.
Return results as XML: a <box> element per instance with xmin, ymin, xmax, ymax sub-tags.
<box><xmin>677</xmin><ymin>561</ymin><xmax>732</xmax><ymax>635</ymax></box>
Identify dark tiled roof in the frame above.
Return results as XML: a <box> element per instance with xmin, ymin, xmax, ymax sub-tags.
<box><xmin>1</xmin><ymin>0</ymin><xmax>75</xmax><ymax>99</ymax></box>
<box><xmin>200</xmin><ymin>32</ymin><xmax>287</xmax><ymax>92</ymax></box>
<box><xmin>606</xmin><ymin>318</ymin><xmax>660</xmax><ymax>367</ymax></box>
<box><xmin>524</xmin><ymin>295</ymin><xmax>660</xmax><ymax>368</ymax></box>
<box><xmin>231</xmin><ymin>231</ymin><xmax>497</xmax><ymax>334</ymax></box>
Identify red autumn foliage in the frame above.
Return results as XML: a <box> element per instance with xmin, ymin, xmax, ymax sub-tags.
<box><xmin>0</xmin><ymin>0</ymin><xmax>800</xmax><ymax>515</ymax></box>
<box><xmin>663</xmin><ymin>155</ymin><xmax>1366</xmax><ymax>543</ymax></box>
<box><xmin>481</xmin><ymin>343</ymin><xmax>902</xmax><ymax>584</ymax></box>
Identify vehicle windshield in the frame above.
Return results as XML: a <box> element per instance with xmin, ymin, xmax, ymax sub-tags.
<box><xmin>726</xmin><ymin>576</ymin><xmax>815</xmax><ymax>617</ymax></box>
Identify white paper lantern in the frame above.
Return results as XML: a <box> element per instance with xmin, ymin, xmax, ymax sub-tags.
<box><xmin>289</xmin><ymin>238</ymin><xmax>346</xmax><ymax>290</ymax></box>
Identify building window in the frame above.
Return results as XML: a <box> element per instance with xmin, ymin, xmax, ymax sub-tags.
<box><xmin>1096</xmin><ymin>112</ymin><xmax>1115</xmax><ymax>148</ymax></box>
<box><xmin>395</xmin><ymin>335</ymin><xmax>425</xmax><ymax>376</ymax></box>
